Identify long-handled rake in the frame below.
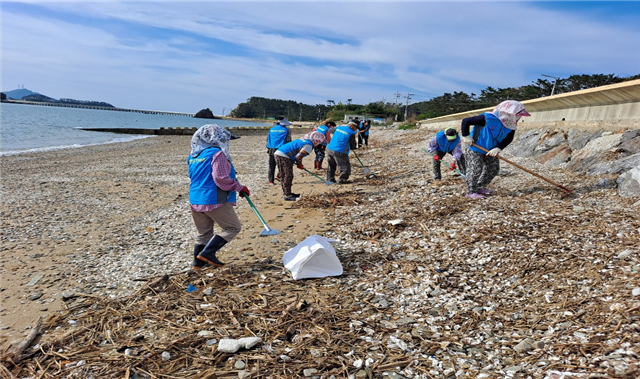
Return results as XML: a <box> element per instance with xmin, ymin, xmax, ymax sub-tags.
<box><xmin>421</xmin><ymin>148</ymin><xmax>466</xmax><ymax>178</ymax></box>
<box><xmin>301</xmin><ymin>167</ymin><xmax>334</xmax><ymax>185</ymax></box>
<box><xmin>471</xmin><ymin>143</ymin><xmax>572</xmax><ymax>196</ymax></box>
<box><xmin>352</xmin><ymin>150</ymin><xmax>371</xmax><ymax>173</ymax></box>
<box><xmin>244</xmin><ymin>196</ymin><xmax>281</xmax><ymax>236</ymax></box>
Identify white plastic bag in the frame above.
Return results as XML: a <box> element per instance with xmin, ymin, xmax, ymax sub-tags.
<box><xmin>282</xmin><ymin>235</ymin><xmax>343</xmax><ymax>280</ymax></box>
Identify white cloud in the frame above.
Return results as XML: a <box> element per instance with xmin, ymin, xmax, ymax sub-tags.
<box><xmin>2</xmin><ymin>1</ymin><xmax>639</xmax><ymax>112</ymax></box>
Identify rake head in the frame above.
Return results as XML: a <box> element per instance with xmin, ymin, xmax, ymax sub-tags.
<box><xmin>260</xmin><ymin>226</ymin><xmax>281</xmax><ymax>236</ymax></box>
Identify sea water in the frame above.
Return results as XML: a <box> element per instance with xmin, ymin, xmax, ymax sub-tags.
<box><xmin>0</xmin><ymin>103</ymin><xmax>270</xmax><ymax>156</ymax></box>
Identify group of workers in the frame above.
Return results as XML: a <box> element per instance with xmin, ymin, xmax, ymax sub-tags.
<box><xmin>185</xmin><ymin>100</ymin><xmax>530</xmax><ymax>269</ymax></box>
<box><xmin>427</xmin><ymin>100</ymin><xmax>530</xmax><ymax>198</ymax></box>
<box><xmin>267</xmin><ymin>117</ymin><xmax>372</xmax><ymax>199</ymax></box>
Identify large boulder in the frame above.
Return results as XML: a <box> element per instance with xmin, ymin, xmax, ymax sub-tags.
<box><xmin>567</xmin><ymin>129</ymin><xmax>603</xmax><ymax>151</ymax></box>
<box><xmin>535</xmin><ymin>144</ymin><xmax>572</xmax><ymax>166</ymax></box>
<box><xmin>534</xmin><ymin>129</ymin><xmax>567</xmax><ymax>154</ymax></box>
<box><xmin>565</xmin><ymin>133</ymin><xmax>625</xmax><ymax>172</ymax></box>
<box><xmin>586</xmin><ymin>153</ymin><xmax>640</xmax><ymax>176</ymax></box>
<box><xmin>620</xmin><ymin>130</ymin><xmax>640</xmax><ymax>154</ymax></box>
<box><xmin>617</xmin><ymin>166</ymin><xmax>640</xmax><ymax>198</ymax></box>
<box><xmin>194</xmin><ymin>108</ymin><xmax>215</xmax><ymax>119</ymax></box>
<box><xmin>509</xmin><ymin>129</ymin><xmax>543</xmax><ymax>157</ymax></box>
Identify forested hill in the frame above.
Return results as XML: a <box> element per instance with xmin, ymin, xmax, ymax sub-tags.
<box><xmin>1</xmin><ymin>88</ymin><xmax>114</xmax><ymax>108</ymax></box>
<box><xmin>229</xmin><ymin>73</ymin><xmax>640</xmax><ymax>122</ymax></box>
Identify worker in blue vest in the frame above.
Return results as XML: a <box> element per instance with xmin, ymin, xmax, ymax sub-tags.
<box><xmin>427</xmin><ymin>127</ymin><xmax>465</xmax><ymax>180</ymax></box>
<box><xmin>326</xmin><ymin>121</ymin><xmax>358</xmax><ymax>184</ymax></box>
<box><xmin>357</xmin><ymin>120</ymin><xmax>371</xmax><ymax>147</ymax></box>
<box><xmin>275</xmin><ymin>131</ymin><xmax>326</xmax><ymax>201</ymax></box>
<box><xmin>313</xmin><ymin>120</ymin><xmax>336</xmax><ymax>170</ymax></box>
<box><xmin>188</xmin><ymin>124</ymin><xmax>250</xmax><ymax>269</ymax></box>
<box><xmin>266</xmin><ymin>118</ymin><xmax>292</xmax><ymax>184</ymax></box>
<box><xmin>461</xmin><ymin>100</ymin><xmax>531</xmax><ymax>199</ymax></box>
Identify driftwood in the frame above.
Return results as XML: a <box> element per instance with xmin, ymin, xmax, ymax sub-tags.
<box><xmin>3</xmin><ymin>316</ymin><xmax>43</xmax><ymax>363</ymax></box>
<box><xmin>2</xmin><ymin>316</ymin><xmax>43</xmax><ymax>371</ymax></box>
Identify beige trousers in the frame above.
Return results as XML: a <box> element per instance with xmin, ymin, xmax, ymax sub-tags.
<box><xmin>191</xmin><ymin>203</ymin><xmax>242</xmax><ymax>245</ymax></box>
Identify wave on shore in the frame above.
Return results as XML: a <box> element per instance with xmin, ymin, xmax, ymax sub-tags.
<box><xmin>0</xmin><ymin>135</ymin><xmax>154</xmax><ymax>156</ymax></box>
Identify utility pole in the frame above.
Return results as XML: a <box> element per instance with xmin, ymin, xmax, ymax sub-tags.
<box><xmin>403</xmin><ymin>92</ymin><xmax>414</xmax><ymax>121</ymax></box>
<box><xmin>394</xmin><ymin>92</ymin><xmax>401</xmax><ymax>107</ymax></box>
<box><xmin>541</xmin><ymin>74</ymin><xmax>560</xmax><ymax>96</ymax></box>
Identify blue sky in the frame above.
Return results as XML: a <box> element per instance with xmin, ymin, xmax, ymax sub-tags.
<box><xmin>2</xmin><ymin>1</ymin><xmax>639</xmax><ymax>114</ymax></box>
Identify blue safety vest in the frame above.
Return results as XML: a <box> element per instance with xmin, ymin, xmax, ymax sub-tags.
<box><xmin>435</xmin><ymin>131</ymin><xmax>460</xmax><ymax>153</ymax></box>
<box><xmin>188</xmin><ymin>147</ymin><xmax>237</xmax><ymax>205</ymax></box>
<box><xmin>327</xmin><ymin>126</ymin><xmax>355</xmax><ymax>154</ymax></box>
<box><xmin>362</xmin><ymin>124</ymin><xmax>370</xmax><ymax>136</ymax></box>
<box><xmin>316</xmin><ymin>124</ymin><xmax>329</xmax><ymax>136</ymax></box>
<box><xmin>277</xmin><ymin>139</ymin><xmax>313</xmax><ymax>162</ymax></box>
<box><xmin>266</xmin><ymin>125</ymin><xmax>290</xmax><ymax>149</ymax></box>
<box><xmin>470</xmin><ymin>113</ymin><xmax>512</xmax><ymax>154</ymax></box>
<box><xmin>359</xmin><ymin>122</ymin><xmax>370</xmax><ymax>136</ymax></box>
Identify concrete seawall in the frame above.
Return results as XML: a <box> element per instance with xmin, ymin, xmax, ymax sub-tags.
<box><xmin>417</xmin><ymin>79</ymin><xmax>640</xmax><ymax>132</ymax></box>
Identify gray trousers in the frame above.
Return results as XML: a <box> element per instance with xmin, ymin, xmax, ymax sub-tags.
<box><xmin>326</xmin><ymin>149</ymin><xmax>351</xmax><ymax>182</ymax></box>
<box><xmin>191</xmin><ymin>203</ymin><xmax>242</xmax><ymax>245</ymax></box>
<box><xmin>432</xmin><ymin>151</ymin><xmax>466</xmax><ymax>180</ymax></box>
<box><xmin>464</xmin><ymin>149</ymin><xmax>500</xmax><ymax>194</ymax></box>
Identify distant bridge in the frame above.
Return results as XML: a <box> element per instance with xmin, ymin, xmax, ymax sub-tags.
<box><xmin>1</xmin><ymin>99</ymin><xmax>196</xmax><ymax>117</ymax></box>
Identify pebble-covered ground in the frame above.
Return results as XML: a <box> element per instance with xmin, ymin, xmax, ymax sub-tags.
<box><xmin>1</xmin><ymin>127</ymin><xmax>638</xmax><ymax>378</ymax></box>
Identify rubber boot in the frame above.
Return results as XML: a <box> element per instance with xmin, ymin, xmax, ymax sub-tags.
<box><xmin>197</xmin><ymin>235</ymin><xmax>227</xmax><ymax>267</ymax></box>
<box><xmin>318</xmin><ymin>162</ymin><xmax>324</xmax><ymax>170</ymax></box>
<box><xmin>432</xmin><ymin>157</ymin><xmax>442</xmax><ymax>180</ymax></box>
<box><xmin>192</xmin><ymin>244</ymin><xmax>206</xmax><ymax>269</ymax></box>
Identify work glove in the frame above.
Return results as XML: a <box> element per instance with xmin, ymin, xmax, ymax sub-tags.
<box><xmin>297</xmin><ymin>163</ymin><xmax>304</xmax><ymax>170</ymax></box>
<box><xmin>450</xmin><ymin>162</ymin><xmax>457</xmax><ymax>171</ymax></box>
<box><xmin>462</xmin><ymin>136</ymin><xmax>473</xmax><ymax>147</ymax></box>
<box><xmin>486</xmin><ymin>147</ymin><xmax>502</xmax><ymax>157</ymax></box>
<box><xmin>239</xmin><ymin>186</ymin><xmax>250</xmax><ymax>198</ymax></box>
<box><xmin>433</xmin><ymin>155</ymin><xmax>440</xmax><ymax>162</ymax></box>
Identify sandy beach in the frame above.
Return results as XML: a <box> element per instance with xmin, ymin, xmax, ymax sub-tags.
<box><xmin>1</xmin><ymin>127</ymin><xmax>639</xmax><ymax>377</ymax></box>
<box><xmin>0</xmin><ymin>131</ymin><xmax>330</xmax><ymax>348</ymax></box>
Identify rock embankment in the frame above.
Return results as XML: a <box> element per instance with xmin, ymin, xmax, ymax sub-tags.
<box><xmin>1</xmin><ymin>127</ymin><xmax>638</xmax><ymax>378</ymax></box>
<box><xmin>508</xmin><ymin>127</ymin><xmax>640</xmax><ymax>197</ymax></box>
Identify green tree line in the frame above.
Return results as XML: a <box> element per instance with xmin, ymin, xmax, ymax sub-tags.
<box><xmin>228</xmin><ymin>73</ymin><xmax>640</xmax><ymax>122</ymax></box>
<box><xmin>229</xmin><ymin>97</ymin><xmax>403</xmax><ymax>122</ymax></box>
